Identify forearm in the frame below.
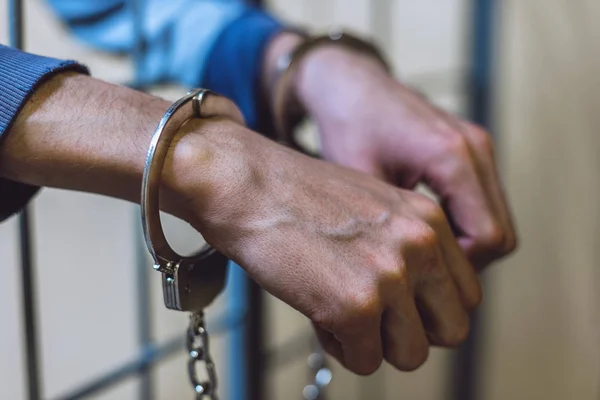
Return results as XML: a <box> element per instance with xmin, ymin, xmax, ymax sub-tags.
<box><xmin>0</xmin><ymin>73</ymin><xmax>196</xmax><ymax>220</ymax></box>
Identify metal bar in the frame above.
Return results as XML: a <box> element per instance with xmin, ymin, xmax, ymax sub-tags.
<box><xmin>227</xmin><ymin>264</ymin><xmax>249</xmax><ymax>400</ymax></box>
<box><xmin>243</xmin><ymin>0</ymin><xmax>265</xmax><ymax>398</ymax></box>
<box><xmin>17</xmin><ymin>209</ymin><xmax>42</xmax><ymax>400</ymax></box>
<box><xmin>450</xmin><ymin>1</ymin><xmax>497</xmax><ymax>399</ymax></box>
<box><xmin>52</xmin><ymin>310</ymin><xmax>246</xmax><ymax>400</ymax></box>
<box><xmin>8</xmin><ymin>0</ymin><xmax>23</xmax><ymax>49</ymax></box>
<box><xmin>246</xmin><ymin>280</ymin><xmax>266</xmax><ymax>400</ymax></box>
<box><xmin>9</xmin><ymin>1</ymin><xmax>43</xmax><ymax>399</ymax></box>
<box><xmin>129</xmin><ymin>0</ymin><xmax>154</xmax><ymax>398</ymax></box>
<box><xmin>54</xmin><ymin>335</ymin><xmax>183</xmax><ymax>400</ymax></box>
<box><xmin>134</xmin><ymin>214</ymin><xmax>154</xmax><ymax>400</ymax></box>
<box><xmin>130</xmin><ymin>0</ymin><xmax>145</xmax><ymax>87</ymax></box>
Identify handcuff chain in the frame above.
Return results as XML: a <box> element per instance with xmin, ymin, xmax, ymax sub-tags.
<box><xmin>187</xmin><ymin>311</ymin><xmax>219</xmax><ymax>400</ymax></box>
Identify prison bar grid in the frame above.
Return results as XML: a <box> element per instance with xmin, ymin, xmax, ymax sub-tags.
<box><xmin>9</xmin><ymin>1</ymin><xmax>43</xmax><ymax>400</ymax></box>
<box><xmin>450</xmin><ymin>1</ymin><xmax>498</xmax><ymax>399</ymax></box>
<box><xmin>8</xmin><ymin>0</ymin><xmax>497</xmax><ymax>398</ymax></box>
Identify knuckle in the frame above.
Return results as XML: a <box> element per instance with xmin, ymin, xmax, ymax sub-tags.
<box><xmin>430</xmin><ymin>135</ymin><xmax>474</xmax><ymax>182</ymax></box>
<box><xmin>439</xmin><ymin>134</ymin><xmax>471</xmax><ymax>159</ymax></box>
<box><xmin>401</xmin><ymin>222</ymin><xmax>443</xmax><ymax>275</ymax></box>
<box><xmin>373</xmin><ymin>255</ymin><xmax>408</xmax><ymax>288</ymax></box>
<box><xmin>416</xmin><ymin>197</ymin><xmax>447</xmax><ymax>228</ymax></box>
<box><xmin>336</xmin><ymin>289</ymin><xmax>381</xmax><ymax>333</ymax></box>
<box><xmin>479</xmin><ymin>222</ymin><xmax>506</xmax><ymax>250</ymax></box>
<box><xmin>408</xmin><ymin>223</ymin><xmax>440</xmax><ymax>252</ymax></box>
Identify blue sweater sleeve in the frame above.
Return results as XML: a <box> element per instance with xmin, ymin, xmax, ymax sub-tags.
<box><xmin>0</xmin><ymin>45</ymin><xmax>88</xmax><ymax>221</ymax></box>
<box><xmin>202</xmin><ymin>8</ymin><xmax>283</xmax><ymax>129</ymax></box>
<box><xmin>46</xmin><ymin>0</ymin><xmax>248</xmax><ymax>88</ymax></box>
<box><xmin>46</xmin><ymin>0</ymin><xmax>284</xmax><ymax>129</ymax></box>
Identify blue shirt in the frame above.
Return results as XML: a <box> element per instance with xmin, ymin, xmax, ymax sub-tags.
<box><xmin>0</xmin><ymin>0</ymin><xmax>283</xmax><ymax>221</ymax></box>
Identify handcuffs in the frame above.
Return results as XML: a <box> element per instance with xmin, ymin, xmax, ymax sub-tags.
<box><xmin>140</xmin><ymin>89</ymin><xmax>235</xmax><ymax>399</ymax></box>
<box><xmin>141</xmin><ymin>89</ymin><xmax>230</xmax><ymax>313</ymax></box>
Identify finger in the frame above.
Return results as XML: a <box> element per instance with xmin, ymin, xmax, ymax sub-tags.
<box><xmin>313</xmin><ymin>323</ymin><xmax>344</xmax><ymax>363</ymax></box>
<box><xmin>401</xmin><ymin>225</ymin><xmax>471</xmax><ymax>346</ymax></box>
<box><xmin>409</xmin><ymin>195</ymin><xmax>482</xmax><ymax>310</ymax></box>
<box><xmin>428</xmin><ymin>103</ymin><xmax>514</xmax><ymax>266</ymax></box>
<box><xmin>415</xmin><ymin>272</ymin><xmax>470</xmax><ymax>347</ymax></box>
<box><xmin>427</xmin><ymin>137</ymin><xmax>501</xmax><ymax>263</ymax></box>
<box><xmin>331</xmin><ymin>311</ymin><xmax>384</xmax><ymax>376</ymax></box>
<box><xmin>459</xmin><ymin>121</ymin><xmax>518</xmax><ymax>263</ymax></box>
<box><xmin>416</xmin><ymin>103</ymin><xmax>504</xmax><ymax>264</ymax></box>
<box><xmin>382</xmin><ymin>294</ymin><xmax>430</xmax><ymax>371</ymax></box>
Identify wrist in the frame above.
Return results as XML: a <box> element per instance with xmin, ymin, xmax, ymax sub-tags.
<box><xmin>171</xmin><ymin>120</ymin><xmax>275</xmax><ymax>238</ymax></box>
<box><xmin>0</xmin><ymin>72</ymin><xmax>201</xmax><ymax>222</ymax></box>
<box><xmin>295</xmin><ymin>45</ymin><xmax>390</xmax><ymax>117</ymax></box>
<box><xmin>262</xmin><ymin>31</ymin><xmax>306</xmax><ymax>109</ymax></box>
<box><xmin>268</xmin><ymin>31</ymin><xmax>390</xmax><ymax>149</ymax></box>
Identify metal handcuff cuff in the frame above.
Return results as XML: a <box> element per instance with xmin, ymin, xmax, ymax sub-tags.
<box><xmin>140</xmin><ymin>89</ymin><xmax>234</xmax><ymax>399</ymax></box>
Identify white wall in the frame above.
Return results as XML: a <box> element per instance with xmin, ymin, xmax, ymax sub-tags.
<box><xmin>482</xmin><ymin>1</ymin><xmax>600</xmax><ymax>399</ymax></box>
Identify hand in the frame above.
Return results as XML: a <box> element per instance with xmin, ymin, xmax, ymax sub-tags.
<box><xmin>291</xmin><ymin>46</ymin><xmax>517</xmax><ymax>268</ymax></box>
<box><xmin>174</xmin><ymin>122</ymin><xmax>482</xmax><ymax>374</ymax></box>
<box><xmin>3</xmin><ymin>72</ymin><xmax>480</xmax><ymax>375</ymax></box>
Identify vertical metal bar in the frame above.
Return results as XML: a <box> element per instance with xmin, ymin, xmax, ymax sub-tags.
<box><xmin>226</xmin><ymin>264</ymin><xmax>249</xmax><ymax>400</ymax></box>
<box><xmin>129</xmin><ymin>0</ymin><xmax>154</xmax><ymax>399</ymax></box>
<box><xmin>134</xmin><ymin>215</ymin><xmax>154</xmax><ymax>400</ymax></box>
<box><xmin>130</xmin><ymin>0</ymin><xmax>146</xmax><ymax>88</ymax></box>
<box><xmin>246</xmin><ymin>280</ymin><xmax>266</xmax><ymax>400</ymax></box>
<box><xmin>17</xmin><ymin>210</ymin><xmax>42</xmax><ymax>400</ymax></box>
<box><xmin>8</xmin><ymin>0</ymin><xmax>23</xmax><ymax>49</ymax></box>
<box><xmin>241</xmin><ymin>0</ymin><xmax>265</xmax><ymax>397</ymax></box>
<box><xmin>468</xmin><ymin>0</ymin><xmax>496</xmax><ymax>129</ymax></box>
<box><xmin>9</xmin><ymin>1</ymin><xmax>43</xmax><ymax>399</ymax></box>
<box><xmin>450</xmin><ymin>1</ymin><xmax>497</xmax><ymax>399</ymax></box>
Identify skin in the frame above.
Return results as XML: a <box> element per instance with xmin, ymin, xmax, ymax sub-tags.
<box><xmin>263</xmin><ymin>32</ymin><xmax>517</xmax><ymax>370</ymax></box>
<box><xmin>0</xmin><ymin>31</ymin><xmax>516</xmax><ymax>376</ymax></box>
<box><xmin>265</xmin><ymin>33</ymin><xmax>517</xmax><ymax>269</ymax></box>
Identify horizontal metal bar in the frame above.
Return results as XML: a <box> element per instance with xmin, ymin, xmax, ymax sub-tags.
<box><xmin>53</xmin><ymin>335</ymin><xmax>183</xmax><ymax>400</ymax></box>
<box><xmin>52</xmin><ymin>309</ymin><xmax>246</xmax><ymax>400</ymax></box>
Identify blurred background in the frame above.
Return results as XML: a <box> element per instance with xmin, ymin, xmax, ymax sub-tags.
<box><xmin>0</xmin><ymin>0</ymin><xmax>599</xmax><ymax>399</ymax></box>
